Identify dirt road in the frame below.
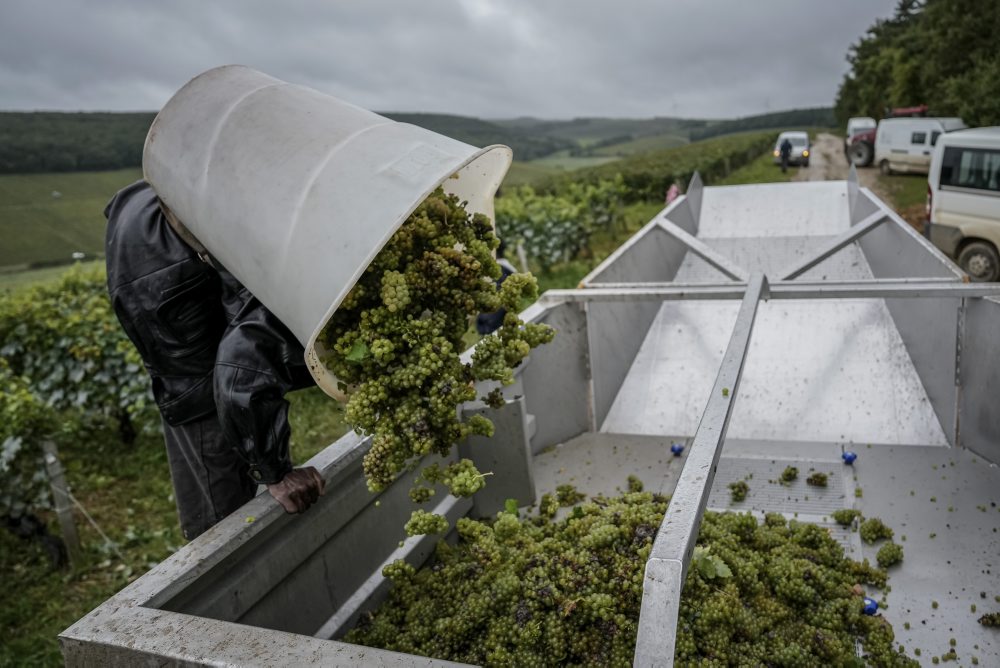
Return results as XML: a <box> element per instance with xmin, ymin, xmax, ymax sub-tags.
<box><xmin>793</xmin><ymin>132</ymin><xmax>890</xmax><ymax>200</ymax></box>
<box><xmin>791</xmin><ymin>132</ymin><xmax>928</xmax><ymax>230</ymax></box>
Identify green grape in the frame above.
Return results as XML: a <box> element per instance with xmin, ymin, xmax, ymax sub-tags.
<box><xmin>555</xmin><ymin>483</ymin><xmax>586</xmax><ymax>506</ymax></box>
<box><xmin>627</xmin><ymin>475</ymin><xmax>644</xmax><ymax>493</ymax></box>
<box><xmin>538</xmin><ymin>493</ymin><xmax>559</xmax><ymax>519</ymax></box>
<box><xmin>442</xmin><ymin>459</ymin><xmax>487</xmax><ymax>497</ymax></box>
<box><xmin>860</xmin><ymin>517</ymin><xmax>894</xmax><ymax>544</ymax></box>
<box><xmin>831</xmin><ymin>508</ymin><xmax>861</xmax><ymax>527</ymax></box>
<box><xmin>404</xmin><ymin>509</ymin><xmax>449</xmax><ymax>536</ymax></box>
<box><xmin>347</xmin><ymin>478</ymin><xmax>916</xmax><ymax>667</ymax></box>
<box><xmin>806</xmin><ymin>471</ymin><xmax>829</xmax><ymax>487</ymax></box>
<box><xmin>877</xmin><ymin>542</ymin><xmax>904</xmax><ymax>568</ymax></box>
<box><xmin>482</xmin><ymin>387</ymin><xmax>505</xmax><ymax>409</ymax></box>
<box><xmin>321</xmin><ymin>188</ymin><xmax>554</xmax><ymax>495</ymax></box>
<box><xmin>408</xmin><ymin>486</ymin><xmax>435</xmax><ymax>504</ymax></box>
<box><xmin>729</xmin><ymin>480</ymin><xmax>749</xmax><ymax>502</ymax></box>
<box><xmin>979</xmin><ymin>612</ymin><xmax>1000</xmax><ymax>627</ymax></box>
<box><xmin>780</xmin><ymin>466</ymin><xmax>798</xmax><ymax>483</ymax></box>
<box><xmin>381</xmin><ymin>559</ymin><xmax>415</xmax><ymax>583</ymax></box>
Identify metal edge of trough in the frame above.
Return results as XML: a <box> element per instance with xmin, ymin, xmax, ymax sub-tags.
<box><xmin>856</xmin><ymin>186</ymin><xmax>964</xmax><ymax>279</ymax></box>
<box><xmin>579</xmin><ymin>201</ymin><xmax>678</xmax><ymax>288</ymax></box>
<box><xmin>59</xmin><ymin>430</ymin><xmax>471</xmax><ymax>666</ymax></box>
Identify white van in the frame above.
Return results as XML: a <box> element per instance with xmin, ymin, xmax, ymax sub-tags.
<box><xmin>926</xmin><ymin>127</ymin><xmax>1000</xmax><ymax>281</ymax></box>
<box><xmin>875</xmin><ymin>117</ymin><xmax>966</xmax><ymax>175</ymax></box>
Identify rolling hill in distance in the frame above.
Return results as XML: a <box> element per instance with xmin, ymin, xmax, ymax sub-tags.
<box><xmin>0</xmin><ymin>107</ymin><xmax>832</xmax><ymax>270</ymax></box>
<box><xmin>0</xmin><ymin>107</ymin><xmax>833</xmax><ymax>174</ymax></box>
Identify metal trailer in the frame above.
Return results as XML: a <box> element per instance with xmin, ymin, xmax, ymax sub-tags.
<box><xmin>61</xmin><ymin>170</ymin><xmax>1000</xmax><ymax>667</ymax></box>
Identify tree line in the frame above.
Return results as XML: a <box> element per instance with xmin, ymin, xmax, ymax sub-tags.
<box><xmin>0</xmin><ymin>112</ymin><xmax>155</xmax><ymax>174</ymax></box>
<box><xmin>835</xmin><ymin>0</ymin><xmax>1000</xmax><ymax>127</ymax></box>
<box><xmin>0</xmin><ymin>111</ymin><xmax>573</xmax><ymax>174</ymax></box>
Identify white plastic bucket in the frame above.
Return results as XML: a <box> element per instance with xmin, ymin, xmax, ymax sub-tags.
<box><xmin>143</xmin><ymin>65</ymin><xmax>512</xmax><ymax>400</ymax></box>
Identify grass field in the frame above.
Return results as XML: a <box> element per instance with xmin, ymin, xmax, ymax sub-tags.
<box><xmin>878</xmin><ymin>172</ymin><xmax>927</xmax><ymax>209</ymax></box>
<box><xmin>715</xmin><ymin>152</ymin><xmax>798</xmax><ymax>186</ymax></box>
<box><xmin>502</xmin><ymin>161</ymin><xmax>558</xmax><ymax>188</ymax></box>
<box><xmin>592</xmin><ymin>132</ymin><xmax>688</xmax><ymax>157</ymax></box>
<box><xmin>0</xmin><ymin>259</ymin><xmax>103</xmax><ymax>292</ymax></box>
<box><xmin>876</xmin><ymin>171</ymin><xmax>928</xmax><ymax>231</ymax></box>
<box><xmin>0</xmin><ymin>382</ymin><xmax>347</xmax><ymax>666</ymax></box>
<box><xmin>0</xmin><ymin>169</ymin><xmax>141</xmax><ymax>267</ymax></box>
<box><xmin>494</xmin><ymin>116</ymin><xmax>693</xmax><ymax>145</ymax></box>
<box><xmin>527</xmin><ymin>150</ymin><xmax>621</xmax><ymax>170</ymax></box>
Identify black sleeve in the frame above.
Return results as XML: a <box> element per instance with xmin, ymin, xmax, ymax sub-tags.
<box><xmin>214</xmin><ymin>298</ymin><xmax>314</xmax><ymax>485</ymax></box>
<box><xmin>105</xmin><ymin>180</ymin><xmax>226</xmax><ymax>425</ymax></box>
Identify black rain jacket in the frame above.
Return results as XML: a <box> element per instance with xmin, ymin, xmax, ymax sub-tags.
<box><xmin>105</xmin><ymin>181</ymin><xmax>314</xmax><ymax>484</ymax></box>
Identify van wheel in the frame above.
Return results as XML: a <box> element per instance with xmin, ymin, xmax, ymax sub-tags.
<box><xmin>879</xmin><ymin>160</ymin><xmax>893</xmax><ymax>176</ymax></box>
<box><xmin>849</xmin><ymin>142</ymin><xmax>873</xmax><ymax>167</ymax></box>
<box><xmin>958</xmin><ymin>242</ymin><xmax>1000</xmax><ymax>282</ymax></box>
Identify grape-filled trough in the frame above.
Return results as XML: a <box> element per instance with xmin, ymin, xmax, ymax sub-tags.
<box><xmin>61</xmin><ymin>170</ymin><xmax>1000</xmax><ymax>666</ymax></box>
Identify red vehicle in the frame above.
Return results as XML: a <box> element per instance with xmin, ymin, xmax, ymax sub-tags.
<box><xmin>846</xmin><ymin>127</ymin><xmax>877</xmax><ymax>166</ymax></box>
<box><xmin>847</xmin><ymin>105</ymin><xmax>930</xmax><ymax>167</ymax></box>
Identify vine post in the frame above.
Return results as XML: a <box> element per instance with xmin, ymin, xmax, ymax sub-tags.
<box><xmin>42</xmin><ymin>441</ymin><xmax>80</xmax><ymax>565</ymax></box>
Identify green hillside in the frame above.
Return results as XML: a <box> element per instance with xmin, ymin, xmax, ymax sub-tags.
<box><xmin>494</xmin><ymin>116</ymin><xmax>705</xmax><ymax>145</ymax></box>
<box><xmin>382</xmin><ymin>112</ymin><xmax>572</xmax><ymax>161</ymax></box>
<box><xmin>592</xmin><ymin>132</ymin><xmax>689</xmax><ymax>156</ymax></box>
<box><xmin>0</xmin><ymin>112</ymin><xmax>154</xmax><ymax>174</ymax></box>
<box><xmin>689</xmin><ymin>107</ymin><xmax>835</xmax><ymax>141</ymax></box>
<box><xmin>537</xmin><ymin>130</ymin><xmax>778</xmax><ymax>201</ymax></box>
<box><xmin>0</xmin><ymin>106</ymin><xmax>820</xmax><ymax>268</ymax></box>
<box><xmin>502</xmin><ymin>161</ymin><xmax>558</xmax><ymax>188</ymax></box>
<box><xmin>0</xmin><ymin>169</ymin><xmax>141</xmax><ymax>267</ymax></box>
<box><xmin>0</xmin><ymin>110</ymin><xmax>577</xmax><ymax>175</ymax></box>
<box><xmin>498</xmin><ymin>109</ymin><xmax>835</xmax><ymax>148</ymax></box>
<box><xmin>527</xmin><ymin>151</ymin><xmax>620</xmax><ymax>170</ymax></box>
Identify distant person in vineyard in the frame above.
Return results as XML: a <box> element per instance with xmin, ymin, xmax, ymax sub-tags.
<box><xmin>779</xmin><ymin>137</ymin><xmax>793</xmax><ymax>173</ymax></box>
<box><xmin>665</xmin><ymin>181</ymin><xmax>682</xmax><ymax>205</ymax></box>
<box><xmin>104</xmin><ymin>181</ymin><xmax>325</xmax><ymax>540</ymax></box>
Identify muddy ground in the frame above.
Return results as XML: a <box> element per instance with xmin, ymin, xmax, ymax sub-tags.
<box><xmin>793</xmin><ymin>133</ymin><xmax>925</xmax><ymax>231</ymax></box>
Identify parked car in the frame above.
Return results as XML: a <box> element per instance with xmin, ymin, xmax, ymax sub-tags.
<box><xmin>772</xmin><ymin>131</ymin><xmax>810</xmax><ymax>167</ymax></box>
<box><xmin>875</xmin><ymin>117</ymin><xmax>966</xmax><ymax>175</ymax></box>
<box><xmin>926</xmin><ymin>127</ymin><xmax>1000</xmax><ymax>281</ymax></box>
<box><xmin>844</xmin><ymin>116</ymin><xmax>876</xmax><ymax>158</ymax></box>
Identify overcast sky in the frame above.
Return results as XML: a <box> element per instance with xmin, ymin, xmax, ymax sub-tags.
<box><xmin>0</xmin><ymin>0</ymin><xmax>896</xmax><ymax>120</ymax></box>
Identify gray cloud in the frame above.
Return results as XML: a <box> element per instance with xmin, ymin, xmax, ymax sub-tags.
<box><xmin>0</xmin><ymin>0</ymin><xmax>895</xmax><ymax>118</ymax></box>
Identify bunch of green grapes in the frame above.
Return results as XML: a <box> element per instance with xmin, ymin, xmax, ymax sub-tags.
<box><xmin>877</xmin><ymin>542</ymin><xmax>904</xmax><ymax>568</ymax></box>
<box><xmin>347</xmin><ymin>482</ymin><xmax>916</xmax><ymax>667</ymax></box>
<box><xmin>831</xmin><ymin>508</ymin><xmax>862</xmax><ymax>527</ymax></box>
<box><xmin>860</xmin><ymin>517</ymin><xmax>894</xmax><ymax>544</ymax></box>
<box><xmin>806</xmin><ymin>471</ymin><xmax>829</xmax><ymax>487</ymax></box>
<box><xmin>323</xmin><ymin>188</ymin><xmax>554</xmax><ymax>522</ymax></box>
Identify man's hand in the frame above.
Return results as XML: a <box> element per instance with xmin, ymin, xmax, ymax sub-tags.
<box><xmin>266</xmin><ymin>467</ymin><xmax>325</xmax><ymax>514</ymax></box>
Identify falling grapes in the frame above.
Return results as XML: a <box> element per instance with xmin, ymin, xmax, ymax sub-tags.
<box><xmin>322</xmin><ymin>188</ymin><xmax>554</xmax><ymax>531</ymax></box>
